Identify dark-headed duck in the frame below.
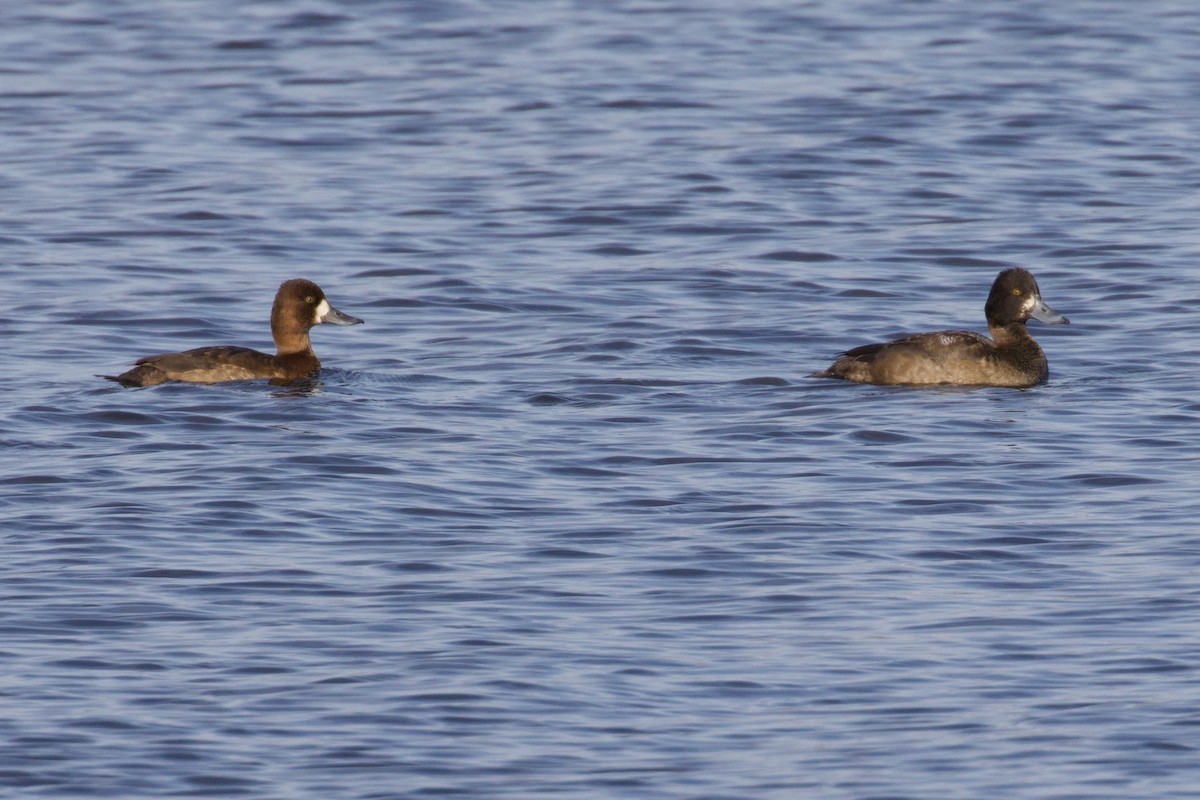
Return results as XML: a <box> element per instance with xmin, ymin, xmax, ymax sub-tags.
<box><xmin>107</xmin><ymin>278</ymin><xmax>363</xmax><ymax>387</ymax></box>
<box><xmin>814</xmin><ymin>268</ymin><xmax>1068</xmax><ymax>388</ymax></box>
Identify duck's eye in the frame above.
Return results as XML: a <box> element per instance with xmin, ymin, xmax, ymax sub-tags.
<box><xmin>1012</xmin><ymin>289</ymin><xmax>1022</xmax><ymax>296</ymax></box>
<box><xmin>304</xmin><ymin>295</ymin><xmax>316</xmax><ymax>304</ymax></box>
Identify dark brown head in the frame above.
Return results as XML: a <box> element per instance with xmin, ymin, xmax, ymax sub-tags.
<box><xmin>270</xmin><ymin>279</ymin><xmax>363</xmax><ymax>354</ymax></box>
<box><xmin>984</xmin><ymin>268</ymin><xmax>1069</xmax><ymax>328</ymax></box>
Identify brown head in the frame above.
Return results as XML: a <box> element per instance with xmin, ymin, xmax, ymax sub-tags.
<box><xmin>983</xmin><ymin>268</ymin><xmax>1069</xmax><ymax>330</ymax></box>
<box><xmin>270</xmin><ymin>279</ymin><xmax>364</xmax><ymax>355</ymax></box>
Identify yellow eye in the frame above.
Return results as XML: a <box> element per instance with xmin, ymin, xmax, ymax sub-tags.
<box><xmin>1012</xmin><ymin>289</ymin><xmax>1022</xmax><ymax>296</ymax></box>
<box><xmin>304</xmin><ymin>295</ymin><xmax>316</xmax><ymax>304</ymax></box>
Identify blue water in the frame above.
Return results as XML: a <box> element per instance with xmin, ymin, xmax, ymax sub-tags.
<box><xmin>5</xmin><ymin>2</ymin><xmax>1200</xmax><ymax>798</ymax></box>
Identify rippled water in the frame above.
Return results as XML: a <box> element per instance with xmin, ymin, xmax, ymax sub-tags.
<box><xmin>5</xmin><ymin>1</ymin><xmax>1200</xmax><ymax>798</ymax></box>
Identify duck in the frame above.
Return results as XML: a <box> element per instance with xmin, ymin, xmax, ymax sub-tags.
<box><xmin>814</xmin><ymin>267</ymin><xmax>1068</xmax><ymax>387</ymax></box>
<box><xmin>106</xmin><ymin>278</ymin><xmax>363</xmax><ymax>387</ymax></box>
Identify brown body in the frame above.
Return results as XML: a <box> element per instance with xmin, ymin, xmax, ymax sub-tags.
<box><xmin>814</xmin><ymin>268</ymin><xmax>1068</xmax><ymax>388</ymax></box>
<box><xmin>108</xmin><ymin>279</ymin><xmax>363</xmax><ymax>387</ymax></box>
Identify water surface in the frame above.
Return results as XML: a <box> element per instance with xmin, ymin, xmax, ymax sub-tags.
<box><xmin>5</xmin><ymin>2</ymin><xmax>1200</xmax><ymax>798</ymax></box>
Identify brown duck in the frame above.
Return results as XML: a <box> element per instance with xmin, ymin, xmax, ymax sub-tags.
<box><xmin>814</xmin><ymin>268</ymin><xmax>1068</xmax><ymax>388</ymax></box>
<box><xmin>107</xmin><ymin>278</ymin><xmax>363</xmax><ymax>387</ymax></box>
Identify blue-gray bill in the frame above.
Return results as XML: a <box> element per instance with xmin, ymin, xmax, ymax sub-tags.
<box><xmin>1030</xmin><ymin>300</ymin><xmax>1067</xmax><ymax>325</ymax></box>
<box><xmin>321</xmin><ymin>306</ymin><xmax>364</xmax><ymax>326</ymax></box>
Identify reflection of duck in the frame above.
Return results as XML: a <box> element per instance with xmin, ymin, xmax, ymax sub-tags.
<box><xmin>107</xmin><ymin>279</ymin><xmax>363</xmax><ymax>387</ymax></box>
<box><xmin>814</xmin><ymin>268</ymin><xmax>1068</xmax><ymax>387</ymax></box>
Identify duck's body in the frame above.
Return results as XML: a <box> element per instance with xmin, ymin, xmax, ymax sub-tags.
<box><xmin>108</xmin><ymin>279</ymin><xmax>363</xmax><ymax>387</ymax></box>
<box><xmin>113</xmin><ymin>346</ymin><xmax>325</xmax><ymax>387</ymax></box>
<box><xmin>815</xmin><ymin>268</ymin><xmax>1068</xmax><ymax>388</ymax></box>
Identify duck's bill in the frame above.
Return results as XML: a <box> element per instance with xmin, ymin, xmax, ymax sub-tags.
<box><xmin>1031</xmin><ymin>300</ymin><xmax>1068</xmax><ymax>325</ymax></box>
<box><xmin>321</xmin><ymin>305</ymin><xmax>364</xmax><ymax>326</ymax></box>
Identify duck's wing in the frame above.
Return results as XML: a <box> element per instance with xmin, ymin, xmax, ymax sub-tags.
<box><xmin>119</xmin><ymin>346</ymin><xmax>279</xmax><ymax>385</ymax></box>
<box><xmin>814</xmin><ymin>330</ymin><xmax>995</xmax><ymax>384</ymax></box>
<box><xmin>137</xmin><ymin>346</ymin><xmax>272</xmax><ymax>371</ymax></box>
<box><xmin>842</xmin><ymin>330</ymin><xmax>992</xmax><ymax>362</ymax></box>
